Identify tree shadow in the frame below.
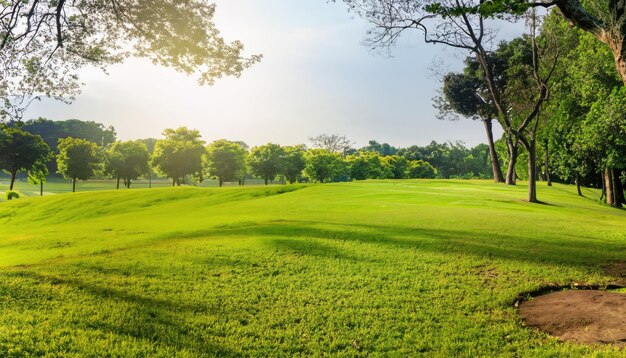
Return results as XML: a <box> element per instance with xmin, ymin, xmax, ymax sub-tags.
<box><xmin>201</xmin><ymin>220</ymin><xmax>626</xmax><ymax>269</ymax></box>
<box><xmin>1</xmin><ymin>270</ymin><xmax>234</xmax><ymax>356</ymax></box>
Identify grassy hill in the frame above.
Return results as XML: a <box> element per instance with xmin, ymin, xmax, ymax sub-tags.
<box><xmin>0</xmin><ymin>180</ymin><xmax>625</xmax><ymax>356</ymax></box>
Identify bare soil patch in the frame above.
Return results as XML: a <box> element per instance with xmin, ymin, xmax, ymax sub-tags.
<box><xmin>603</xmin><ymin>262</ymin><xmax>626</xmax><ymax>287</ymax></box>
<box><xmin>520</xmin><ymin>290</ymin><xmax>626</xmax><ymax>346</ymax></box>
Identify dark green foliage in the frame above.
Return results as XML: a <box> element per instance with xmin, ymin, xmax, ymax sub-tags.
<box><xmin>203</xmin><ymin>140</ymin><xmax>247</xmax><ymax>186</ymax></box>
<box><xmin>151</xmin><ymin>128</ymin><xmax>206</xmax><ymax>186</ymax></box>
<box><xmin>282</xmin><ymin>145</ymin><xmax>307</xmax><ymax>184</ymax></box>
<box><xmin>105</xmin><ymin>141</ymin><xmax>151</xmax><ymax>188</ymax></box>
<box><xmin>0</xmin><ymin>127</ymin><xmax>51</xmax><ymax>190</ymax></box>
<box><xmin>4</xmin><ymin>190</ymin><xmax>19</xmax><ymax>200</ymax></box>
<box><xmin>247</xmin><ymin>143</ymin><xmax>285</xmax><ymax>185</ymax></box>
<box><xmin>56</xmin><ymin>137</ymin><xmax>102</xmax><ymax>192</ymax></box>
<box><xmin>303</xmin><ymin>149</ymin><xmax>348</xmax><ymax>183</ymax></box>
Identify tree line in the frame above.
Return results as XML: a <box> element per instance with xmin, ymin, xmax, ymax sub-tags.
<box><xmin>339</xmin><ymin>1</ymin><xmax>626</xmax><ymax>207</ymax></box>
<box><xmin>1</xmin><ymin>120</ymin><xmax>500</xmax><ymax>195</ymax></box>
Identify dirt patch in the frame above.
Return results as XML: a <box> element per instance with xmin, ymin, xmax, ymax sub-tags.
<box><xmin>519</xmin><ymin>290</ymin><xmax>626</xmax><ymax>346</ymax></box>
<box><xmin>603</xmin><ymin>262</ymin><xmax>626</xmax><ymax>287</ymax></box>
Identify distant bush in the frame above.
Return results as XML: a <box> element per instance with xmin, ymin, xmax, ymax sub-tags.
<box><xmin>5</xmin><ymin>191</ymin><xmax>20</xmax><ymax>200</ymax></box>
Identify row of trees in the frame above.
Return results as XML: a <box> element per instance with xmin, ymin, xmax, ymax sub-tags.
<box><xmin>338</xmin><ymin>0</ymin><xmax>625</xmax><ymax>206</ymax></box>
<box><xmin>432</xmin><ymin>11</ymin><xmax>626</xmax><ymax>206</ymax></box>
<box><xmin>2</xmin><ymin>123</ymin><xmax>497</xmax><ymax>194</ymax></box>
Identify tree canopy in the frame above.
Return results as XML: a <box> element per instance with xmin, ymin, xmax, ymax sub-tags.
<box><xmin>0</xmin><ymin>127</ymin><xmax>51</xmax><ymax>190</ymax></box>
<box><xmin>0</xmin><ymin>1</ymin><xmax>261</xmax><ymax>119</ymax></box>
<box><xmin>56</xmin><ymin>137</ymin><xmax>101</xmax><ymax>192</ymax></box>
<box><xmin>151</xmin><ymin>127</ymin><xmax>205</xmax><ymax>186</ymax></box>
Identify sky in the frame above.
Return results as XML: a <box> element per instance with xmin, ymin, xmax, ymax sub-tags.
<box><xmin>24</xmin><ymin>0</ymin><xmax>525</xmax><ymax>148</ymax></box>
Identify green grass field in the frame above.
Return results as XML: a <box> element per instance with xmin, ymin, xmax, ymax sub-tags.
<box><xmin>0</xmin><ymin>177</ymin><xmax>281</xmax><ymax>199</ymax></box>
<box><xmin>0</xmin><ymin>180</ymin><xmax>625</xmax><ymax>356</ymax></box>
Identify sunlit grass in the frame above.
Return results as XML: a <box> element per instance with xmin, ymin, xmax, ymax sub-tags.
<box><xmin>0</xmin><ymin>180</ymin><xmax>625</xmax><ymax>356</ymax></box>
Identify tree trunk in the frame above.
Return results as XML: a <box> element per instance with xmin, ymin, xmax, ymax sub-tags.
<box><xmin>601</xmin><ymin>172</ymin><xmax>606</xmax><ymax>201</ymax></box>
<box><xmin>604</xmin><ymin>167</ymin><xmax>621</xmax><ymax>207</ymax></box>
<box><xmin>505</xmin><ymin>140</ymin><xmax>518</xmax><ymax>185</ymax></box>
<box><xmin>126</xmin><ymin>179</ymin><xmax>131</xmax><ymax>189</ymax></box>
<box><xmin>40</xmin><ymin>182</ymin><xmax>43</xmax><ymax>196</ymax></box>
<box><xmin>116</xmin><ymin>176</ymin><xmax>120</xmax><ymax>189</ymax></box>
<box><xmin>172</xmin><ymin>177</ymin><xmax>176</xmax><ymax>187</ymax></box>
<box><xmin>527</xmin><ymin>142</ymin><xmax>538</xmax><ymax>203</ymax></box>
<box><xmin>72</xmin><ymin>178</ymin><xmax>76</xmax><ymax>192</ymax></box>
<box><xmin>575</xmin><ymin>173</ymin><xmax>583</xmax><ymax>196</ymax></box>
<box><xmin>149</xmin><ymin>171</ymin><xmax>152</xmax><ymax>189</ymax></box>
<box><xmin>544</xmin><ymin>140</ymin><xmax>551</xmax><ymax>186</ymax></box>
<box><xmin>219</xmin><ymin>178</ymin><xmax>223</xmax><ymax>187</ymax></box>
<box><xmin>264</xmin><ymin>177</ymin><xmax>268</xmax><ymax>185</ymax></box>
<box><xmin>9</xmin><ymin>170</ymin><xmax>16</xmax><ymax>190</ymax></box>
<box><xmin>614</xmin><ymin>169</ymin><xmax>625</xmax><ymax>205</ymax></box>
<box><xmin>483</xmin><ymin>119</ymin><xmax>504</xmax><ymax>183</ymax></box>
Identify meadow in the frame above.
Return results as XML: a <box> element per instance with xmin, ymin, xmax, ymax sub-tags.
<box><xmin>0</xmin><ymin>180</ymin><xmax>625</xmax><ymax>356</ymax></box>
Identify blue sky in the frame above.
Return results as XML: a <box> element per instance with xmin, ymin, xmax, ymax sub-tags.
<box><xmin>24</xmin><ymin>0</ymin><xmax>524</xmax><ymax>148</ymax></box>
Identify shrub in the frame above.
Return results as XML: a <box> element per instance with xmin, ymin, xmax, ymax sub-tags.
<box><xmin>5</xmin><ymin>190</ymin><xmax>20</xmax><ymax>200</ymax></box>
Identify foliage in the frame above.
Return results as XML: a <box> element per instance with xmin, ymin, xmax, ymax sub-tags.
<box><xmin>282</xmin><ymin>145</ymin><xmax>307</xmax><ymax>184</ymax></box>
<box><xmin>303</xmin><ymin>149</ymin><xmax>348</xmax><ymax>183</ymax></box>
<box><xmin>247</xmin><ymin>143</ymin><xmax>285</xmax><ymax>185</ymax></box>
<box><xmin>151</xmin><ymin>127</ymin><xmax>206</xmax><ymax>186</ymax></box>
<box><xmin>0</xmin><ymin>1</ymin><xmax>261</xmax><ymax>119</ymax></box>
<box><xmin>56</xmin><ymin>137</ymin><xmax>101</xmax><ymax>184</ymax></box>
<box><xmin>407</xmin><ymin>160</ymin><xmax>437</xmax><ymax>179</ymax></box>
<box><xmin>203</xmin><ymin>140</ymin><xmax>248</xmax><ymax>186</ymax></box>
<box><xmin>104</xmin><ymin>141</ymin><xmax>150</xmax><ymax>188</ymax></box>
<box><xmin>0</xmin><ymin>127</ymin><xmax>51</xmax><ymax>190</ymax></box>
<box><xmin>4</xmin><ymin>190</ymin><xmax>19</xmax><ymax>200</ymax></box>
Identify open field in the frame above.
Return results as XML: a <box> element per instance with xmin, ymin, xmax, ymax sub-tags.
<box><xmin>0</xmin><ymin>180</ymin><xmax>625</xmax><ymax>356</ymax></box>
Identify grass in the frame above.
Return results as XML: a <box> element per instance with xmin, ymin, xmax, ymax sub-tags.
<box><xmin>0</xmin><ymin>177</ymin><xmax>286</xmax><ymax>198</ymax></box>
<box><xmin>0</xmin><ymin>180</ymin><xmax>625</xmax><ymax>356</ymax></box>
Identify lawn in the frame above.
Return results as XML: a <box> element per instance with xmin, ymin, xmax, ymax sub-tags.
<box><xmin>0</xmin><ymin>180</ymin><xmax>625</xmax><ymax>356</ymax></box>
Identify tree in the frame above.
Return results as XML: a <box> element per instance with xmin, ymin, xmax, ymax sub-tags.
<box><xmin>247</xmin><ymin>143</ymin><xmax>285</xmax><ymax>185</ymax></box>
<box><xmin>0</xmin><ymin>1</ymin><xmax>261</xmax><ymax>120</ymax></box>
<box><xmin>151</xmin><ymin>127</ymin><xmax>205</xmax><ymax>186</ymax></box>
<box><xmin>362</xmin><ymin>140</ymin><xmax>398</xmax><ymax>156</ymax></box>
<box><xmin>203</xmin><ymin>140</ymin><xmax>247</xmax><ymax>187</ymax></box>
<box><xmin>347</xmin><ymin>151</ymin><xmax>388</xmax><ymax>180</ymax></box>
<box><xmin>407</xmin><ymin>160</ymin><xmax>437</xmax><ymax>179</ymax></box>
<box><xmin>436</xmin><ymin>70</ymin><xmax>504</xmax><ymax>183</ymax></box>
<box><xmin>383</xmin><ymin>155</ymin><xmax>410</xmax><ymax>179</ymax></box>
<box><xmin>27</xmin><ymin>159</ymin><xmax>49</xmax><ymax>196</ymax></box>
<box><xmin>56</xmin><ymin>137</ymin><xmax>101</xmax><ymax>192</ymax></box>
<box><xmin>309</xmin><ymin>134</ymin><xmax>354</xmax><ymax>157</ymax></box>
<box><xmin>303</xmin><ymin>149</ymin><xmax>348</xmax><ymax>183</ymax></box>
<box><xmin>104</xmin><ymin>140</ymin><xmax>150</xmax><ymax>189</ymax></box>
<box><xmin>282</xmin><ymin>145</ymin><xmax>307</xmax><ymax>184</ymax></box>
<box><xmin>0</xmin><ymin>127</ymin><xmax>51</xmax><ymax>190</ymax></box>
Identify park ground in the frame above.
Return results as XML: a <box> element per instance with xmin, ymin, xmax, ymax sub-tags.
<box><xmin>0</xmin><ymin>180</ymin><xmax>625</xmax><ymax>356</ymax></box>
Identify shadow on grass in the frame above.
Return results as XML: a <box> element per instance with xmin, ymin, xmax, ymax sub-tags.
<box><xmin>1</xmin><ymin>270</ymin><xmax>234</xmax><ymax>356</ymax></box>
<box><xmin>183</xmin><ymin>220</ymin><xmax>626</xmax><ymax>269</ymax></box>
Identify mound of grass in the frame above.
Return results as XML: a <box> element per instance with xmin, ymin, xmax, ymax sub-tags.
<box><xmin>0</xmin><ymin>180</ymin><xmax>625</xmax><ymax>356</ymax></box>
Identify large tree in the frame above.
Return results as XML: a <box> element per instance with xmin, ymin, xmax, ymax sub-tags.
<box><xmin>247</xmin><ymin>143</ymin><xmax>285</xmax><ymax>185</ymax></box>
<box><xmin>436</xmin><ymin>71</ymin><xmax>504</xmax><ymax>183</ymax></box>
<box><xmin>0</xmin><ymin>127</ymin><xmax>51</xmax><ymax>190</ymax></box>
<box><xmin>282</xmin><ymin>145</ymin><xmax>307</xmax><ymax>184</ymax></box>
<box><xmin>203</xmin><ymin>139</ymin><xmax>247</xmax><ymax>187</ymax></box>
<box><xmin>56</xmin><ymin>137</ymin><xmax>101</xmax><ymax>192</ymax></box>
<box><xmin>0</xmin><ymin>1</ymin><xmax>261</xmax><ymax>119</ymax></box>
<box><xmin>151</xmin><ymin>127</ymin><xmax>205</xmax><ymax>186</ymax></box>
<box><xmin>304</xmin><ymin>149</ymin><xmax>348</xmax><ymax>183</ymax></box>
<box><xmin>104</xmin><ymin>140</ymin><xmax>150</xmax><ymax>189</ymax></box>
